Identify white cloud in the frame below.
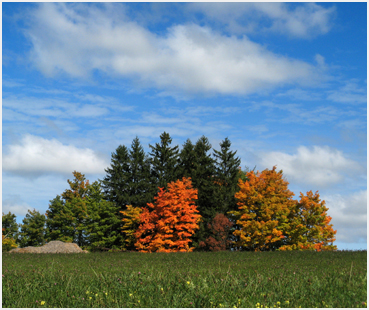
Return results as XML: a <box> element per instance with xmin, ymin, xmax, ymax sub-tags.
<box><xmin>324</xmin><ymin>190</ymin><xmax>367</xmax><ymax>244</ymax></box>
<box><xmin>188</xmin><ymin>2</ymin><xmax>336</xmax><ymax>38</ymax></box>
<box><xmin>2</xmin><ymin>196</ymin><xmax>31</xmax><ymax>217</ymax></box>
<box><xmin>25</xmin><ymin>3</ymin><xmax>322</xmax><ymax>96</ymax></box>
<box><xmin>260</xmin><ymin>146</ymin><xmax>362</xmax><ymax>187</ymax></box>
<box><xmin>2</xmin><ymin>134</ymin><xmax>109</xmax><ymax>176</ymax></box>
<box><xmin>327</xmin><ymin>79</ymin><xmax>367</xmax><ymax>104</ymax></box>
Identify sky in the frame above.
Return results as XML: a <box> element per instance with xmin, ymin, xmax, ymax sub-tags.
<box><xmin>2</xmin><ymin>2</ymin><xmax>367</xmax><ymax>250</ymax></box>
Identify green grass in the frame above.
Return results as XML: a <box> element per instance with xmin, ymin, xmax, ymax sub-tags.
<box><xmin>2</xmin><ymin>250</ymin><xmax>367</xmax><ymax>308</ymax></box>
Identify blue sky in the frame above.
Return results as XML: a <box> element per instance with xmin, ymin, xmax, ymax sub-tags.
<box><xmin>2</xmin><ymin>2</ymin><xmax>367</xmax><ymax>250</ymax></box>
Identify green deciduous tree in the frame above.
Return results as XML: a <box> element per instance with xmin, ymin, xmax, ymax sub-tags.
<box><xmin>18</xmin><ymin>209</ymin><xmax>46</xmax><ymax>248</ymax></box>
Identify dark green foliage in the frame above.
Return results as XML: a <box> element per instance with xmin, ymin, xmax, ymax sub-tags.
<box><xmin>190</xmin><ymin>136</ymin><xmax>217</xmax><ymax>246</ymax></box>
<box><xmin>149</xmin><ymin>132</ymin><xmax>180</xmax><ymax>190</ymax></box>
<box><xmin>212</xmin><ymin>137</ymin><xmax>241</xmax><ymax>215</ymax></box>
<box><xmin>178</xmin><ymin>138</ymin><xmax>196</xmax><ymax>179</ymax></box>
<box><xmin>85</xmin><ymin>181</ymin><xmax>124</xmax><ymax>251</ymax></box>
<box><xmin>45</xmin><ymin>195</ymin><xmax>74</xmax><ymax>243</ymax></box>
<box><xmin>2</xmin><ymin>212</ymin><xmax>19</xmax><ymax>242</ymax></box>
<box><xmin>18</xmin><ymin>209</ymin><xmax>46</xmax><ymax>248</ymax></box>
<box><xmin>46</xmin><ymin>171</ymin><xmax>121</xmax><ymax>248</ymax></box>
<box><xmin>128</xmin><ymin>137</ymin><xmax>156</xmax><ymax>207</ymax></box>
<box><xmin>100</xmin><ymin>145</ymin><xmax>131</xmax><ymax>210</ymax></box>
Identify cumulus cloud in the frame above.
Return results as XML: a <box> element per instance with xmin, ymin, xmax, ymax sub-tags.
<box><xmin>2</xmin><ymin>134</ymin><xmax>109</xmax><ymax>176</ymax></box>
<box><xmin>260</xmin><ymin>146</ymin><xmax>362</xmax><ymax>187</ymax></box>
<box><xmin>188</xmin><ymin>2</ymin><xmax>336</xmax><ymax>38</ymax></box>
<box><xmin>324</xmin><ymin>190</ymin><xmax>367</xmax><ymax>244</ymax></box>
<box><xmin>2</xmin><ymin>196</ymin><xmax>31</xmax><ymax>217</ymax></box>
<box><xmin>24</xmin><ymin>3</ymin><xmax>321</xmax><ymax>96</ymax></box>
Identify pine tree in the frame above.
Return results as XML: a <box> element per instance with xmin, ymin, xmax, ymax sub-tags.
<box><xmin>18</xmin><ymin>209</ymin><xmax>46</xmax><ymax>248</ymax></box>
<box><xmin>149</xmin><ymin>132</ymin><xmax>180</xmax><ymax>190</ymax></box>
<box><xmin>213</xmin><ymin>137</ymin><xmax>241</xmax><ymax>215</ymax></box>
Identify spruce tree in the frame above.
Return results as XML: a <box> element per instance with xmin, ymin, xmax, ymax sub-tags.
<box><xmin>128</xmin><ymin>137</ymin><xmax>156</xmax><ymax>206</ymax></box>
<box><xmin>190</xmin><ymin>136</ymin><xmax>217</xmax><ymax>247</ymax></box>
<box><xmin>178</xmin><ymin>138</ymin><xmax>196</xmax><ymax>179</ymax></box>
<box><xmin>149</xmin><ymin>132</ymin><xmax>180</xmax><ymax>190</ymax></box>
<box><xmin>100</xmin><ymin>145</ymin><xmax>131</xmax><ymax>210</ymax></box>
<box><xmin>212</xmin><ymin>137</ymin><xmax>241</xmax><ymax>215</ymax></box>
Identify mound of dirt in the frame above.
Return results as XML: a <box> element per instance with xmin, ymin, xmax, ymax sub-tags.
<box><xmin>9</xmin><ymin>240</ymin><xmax>88</xmax><ymax>254</ymax></box>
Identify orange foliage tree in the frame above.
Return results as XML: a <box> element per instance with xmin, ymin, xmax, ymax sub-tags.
<box><xmin>229</xmin><ymin>166</ymin><xmax>296</xmax><ymax>251</ymax></box>
<box><xmin>280</xmin><ymin>190</ymin><xmax>337</xmax><ymax>251</ymax></box>
<box><xmin>135</xmin><ymin>177</ymin><xmax>201</xmax><ymax>252</ymax></box>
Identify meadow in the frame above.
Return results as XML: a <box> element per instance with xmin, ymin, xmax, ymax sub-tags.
<box><xmin>2</xmin><ymin>250</ymin><xmax>367</xmax><ymax>308</ymax></box>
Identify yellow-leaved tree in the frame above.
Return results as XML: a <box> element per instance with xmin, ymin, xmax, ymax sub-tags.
<box><xmin>120</xmin><ymin>205</ymin><xmax>142</xmax><ymax>251</ymax></box>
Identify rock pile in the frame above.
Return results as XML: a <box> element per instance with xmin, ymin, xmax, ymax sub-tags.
<box><xmin>9</xmin><ymin>240</ymin><xmax>88</xmax><ymax>254</ymax></box>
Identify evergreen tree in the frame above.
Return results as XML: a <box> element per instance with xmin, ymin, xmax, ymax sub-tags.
<box><xmin>178</xmin><ymin>138</ymin><xmax>196</xmax><ymax>179</ymax></box>
<box><xmin>149</xmin><ymin>132</ymin><xmax>180</xmax><ymax>190</ymax></box>
<box><xmin>128</xmin><ymin>137</ymin><xmax>156</xmax><ymax>206</ymax></box>
<box><xmin>2</xmin><ymin>212</ymin><xmax>19</xmax><ymax>242</ymax></box>
<box><xmin>190</xmin><ymin>136</ymin><xmax>218</xmax><ymax>247</ymax></box>
<box><xmin>100</xmin><ymin>145</ymin><xmax>131</xmax><ymax>210</ymax></box>
<box><xmin>85</xmin><ymin>181</ymin><xmax>124</xmax><ymax>251</ymax></box>
<box><xmin>45</xmin><ymin>195</ymin><xmax>76</xmax><ymax>243</ymax></box>
<box><xmin>18</xmin><ymin>209</ymin><xmax>46</xmax><ymax>248</ymax></box>
<box><xmin>212</xmin><ymin>137</ymin><xmax>241</xmax><ymax>215</ymax></box>
<box><xmin>46</xmin><ymin>171</ymin><xmax>91</xmax><ymax>246</ymax></box>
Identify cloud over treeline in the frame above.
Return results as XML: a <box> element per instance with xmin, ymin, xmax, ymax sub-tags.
<box><xmin>260</xmin><ymin>146</ymin><xmax>362</xmax><ymax>187</ymax></box>
<box><xmin>24</xmin><ymin>3</ymin><xmax>325</xmax><ymax>96</ymax></box>
<box><xmin>3</xmin><ymin>135</ymin><xmax>109</xmax><ymax>177</ymax></box>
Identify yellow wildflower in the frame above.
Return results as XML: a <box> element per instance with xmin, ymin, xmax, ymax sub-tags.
<box><xmin>187</xmin><ymin>281</ymin><xmax>190</xmax><ymax>284</ymax></box>
<box><xmin>40</xmin><ymin>301</ymin><xmax>45</xmax><ymax>306</ymax></box>
<box><xmin>86</xmin><ymin>291</ymin><xmax>89</xmax><ymax>294</ymax></box>
<box><xmin>89</xmin><ymin>297</ymin><xmax>92</xmax><ymax>300</ymax></box>
<box><xmin>129</xmin><ymin>294</ymin><xmax>133</xmax><ymax>297</ymax></box>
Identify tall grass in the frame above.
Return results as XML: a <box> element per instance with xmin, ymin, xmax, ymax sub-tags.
<box><xmin>2</xmin><ymin>250</ymin><xmax>367</xmax><ymax>308</ymax></box>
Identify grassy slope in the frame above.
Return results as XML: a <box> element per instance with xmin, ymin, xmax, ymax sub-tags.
<box><xmin>2</xmin><ymin>250</ymin><xmax>367</xmax><ymax>308</ymax></box>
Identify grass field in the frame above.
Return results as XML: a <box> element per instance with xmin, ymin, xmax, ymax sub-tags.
<box><xmin>2</xmin><ymin>250</ymin><xmax>367</xmax><ymax>308</ymax></box>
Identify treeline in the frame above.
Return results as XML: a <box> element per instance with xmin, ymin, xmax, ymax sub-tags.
<box><xmin>2</xmin><ymin>132</ymin><xmax>337</xmax><ymax>252</ymax></box>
